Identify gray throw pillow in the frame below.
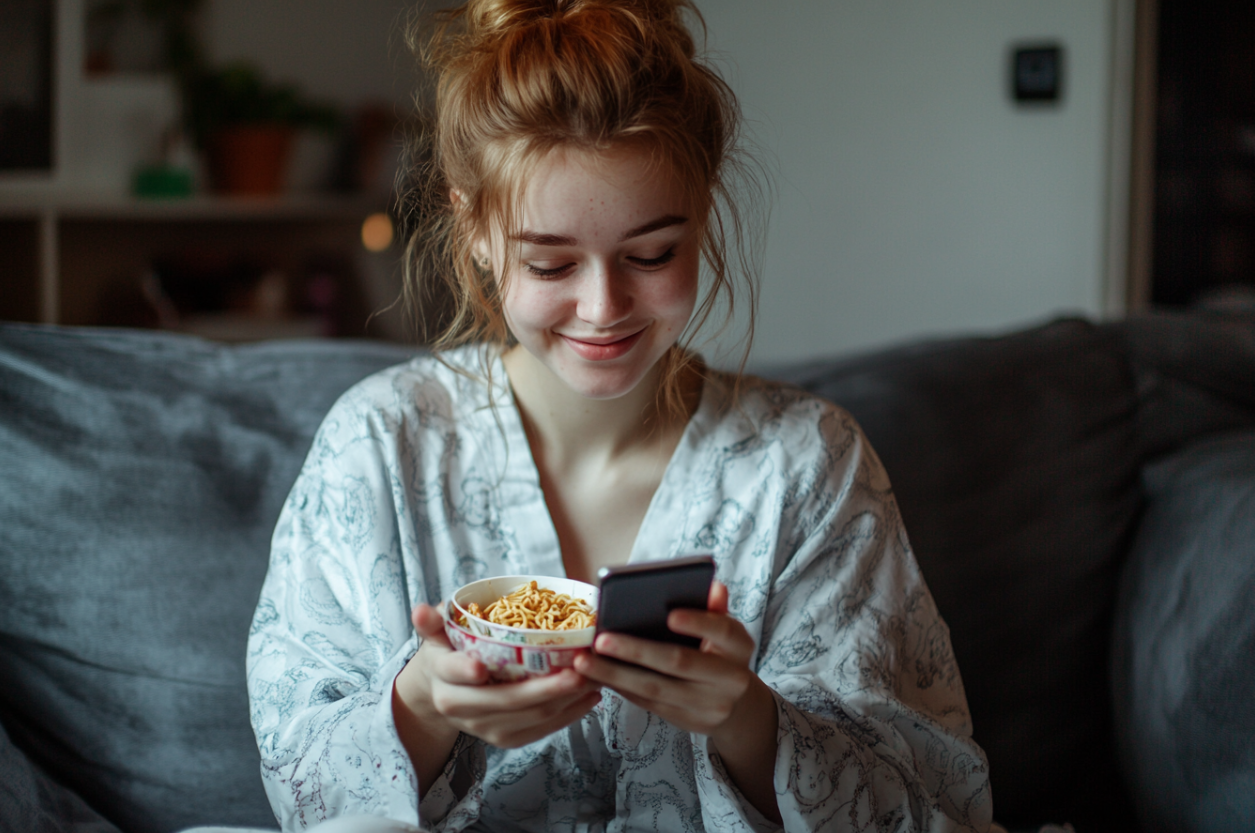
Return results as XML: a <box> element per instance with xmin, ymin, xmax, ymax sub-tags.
<box><xmin>0</xmin><ymin>324</ymin><xmax>416</xmax><ymax>833</ymax></box>
<box><xmin>1112</xmin><ymin>430</ymin><xmax>1255</xmax><ymax>833</ymax></box>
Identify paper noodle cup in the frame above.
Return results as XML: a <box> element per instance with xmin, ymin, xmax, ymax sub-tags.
<box><xmin>449</xmin><ymin>575</ymin><xmax>598</xmax><ymax>647</ymax></box>
<box><xmin>441</xmin><ymin>600</ymin><xmax>593</xmax><ymax>683</ymax></box>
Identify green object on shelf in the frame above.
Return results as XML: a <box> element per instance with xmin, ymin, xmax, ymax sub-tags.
<box><xmin>133</xmin><ymin>166</ymin><xmax>194</xmax><ymax>199</ymax></box>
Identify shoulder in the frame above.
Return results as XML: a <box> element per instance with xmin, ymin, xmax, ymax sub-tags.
<box><xmin>323</xmin><ymin>345</ymin><xmax>496</xmax><ymax>430</ymax></box>
<box><xmin>703</xmin><ymin>370</ymin><xmax>864</xmax><ymax>461</ymax></box>
<box><xmin>301</xmin><ymin>345</ymin><xmax>502</xmax><ymax>468</ymax></box>
<box><xmin>692</xmin><ymin>369</ymin><xmax>892</xmax><ymax>508</ymax></box>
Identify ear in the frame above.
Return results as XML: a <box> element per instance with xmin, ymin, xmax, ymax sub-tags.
<box><xmin>451</xmin><ymin>189</ymin><xmax>492</xmax><ymax>270</ymax></box>
<box><xmin>471</xmin><ymin>238</ymin><xmax>491</xmax><ymax>271</ymax></box>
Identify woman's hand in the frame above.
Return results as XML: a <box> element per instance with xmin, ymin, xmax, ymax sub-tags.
<box><xmin>392</xmin><ymin>603</ymin><xmax>602</xmax><ymax>791</ymax></box>
<box><xmin>572</xmin><ymin>582</ymin><xmax>781</xmax><ymax>823</ymax></box>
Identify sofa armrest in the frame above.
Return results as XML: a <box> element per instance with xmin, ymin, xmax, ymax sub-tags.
<box><xmin>1111</xmin><ymin>430</ymin><xmax>1255</xmax><ymax>832</ymax></box>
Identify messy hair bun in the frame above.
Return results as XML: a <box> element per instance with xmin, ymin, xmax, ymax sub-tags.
<box><xmin>402</xmin><ymin>0</ymin><xmax>762</xmax><ymax>401</ymax></box>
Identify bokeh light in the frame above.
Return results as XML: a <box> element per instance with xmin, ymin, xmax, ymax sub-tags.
<box><xmin>361</xmin><ymin>212</ymin><xmax>394</xmax><ymax>252</ymax></box>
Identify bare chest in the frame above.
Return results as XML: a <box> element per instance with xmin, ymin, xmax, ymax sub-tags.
<box><xmin>537</xmin><ymin>458</ymin><xmax>668</xmax><ymax>585</ymax></box>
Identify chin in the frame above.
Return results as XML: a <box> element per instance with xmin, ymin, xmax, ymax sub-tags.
<box><xmin>565</xmin><ymin>372</ymin><xmax>648</xmax><ymax>401</ymax></box>
<box><xmin>553</xmin><ymin>361</ymin><xmax>656</xmax><ymax>401</ymax></box>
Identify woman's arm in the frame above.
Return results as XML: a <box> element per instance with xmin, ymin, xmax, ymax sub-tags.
<box><xmin>248</xmin><ymin>390</ymin><xmax>431</xmax><ymax>829</ymax></box>
<box><xmin>748</xmin><ymin>416</ymin><xmax>992</xmax><ymax>831</ymax></box>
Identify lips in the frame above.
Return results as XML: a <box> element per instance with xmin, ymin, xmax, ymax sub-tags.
<box><xmin>559</xmin><ymin>328</ymin><xmax>646</xmax><ymax>361</ymax></box>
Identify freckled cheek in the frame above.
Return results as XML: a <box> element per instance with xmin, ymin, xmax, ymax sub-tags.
<box><xmin>649</xmin><ymin>274</ymin><xmax>699</xmax><ymax>328</ymax></box>
<box><xmin>502</xmin><ymin>281</ymin><xmax>573</xmax><ymax>329</ymax></box>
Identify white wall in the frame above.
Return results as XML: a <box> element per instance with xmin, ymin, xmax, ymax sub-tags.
<box><xmin>128</xmin><ymin>1</ymin><xmax>1132</xmax><ymax>361</ymax></box>
<box><xmin>203</xmin><ymin>0</ymin><xmax>420</xmax><ymax>110</ymax></box>
<box><xmin>701</xmin><ymin>1</ymin><xmax>1130</xmax><ymax>365</ymax></box>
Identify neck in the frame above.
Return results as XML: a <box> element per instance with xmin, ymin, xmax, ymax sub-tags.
<box><xmin>501</xmin><ymin>347</ymin><xmax>694</xmax><ymax>466</ymax></box>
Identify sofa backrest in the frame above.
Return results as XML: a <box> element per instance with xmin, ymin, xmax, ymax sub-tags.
<box><xmin>3</xmin><ymin>314</ymin><xmax>1250</xmax><ymax>833</ymax></box>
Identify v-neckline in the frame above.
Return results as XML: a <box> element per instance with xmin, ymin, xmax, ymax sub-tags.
<box><xmin>487</xmin><ymin>348</ymin><xmax>715</xmax><ymax>580</ymax></box>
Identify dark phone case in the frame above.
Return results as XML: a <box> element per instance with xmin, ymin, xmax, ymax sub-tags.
<box><xmin>595</xmin><ymin>556</ymin><xmax>715</xmax><ymax>650</ymax></box>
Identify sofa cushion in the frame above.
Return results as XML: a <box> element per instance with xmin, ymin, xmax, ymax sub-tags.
<box><xmin>1114</xmin><ymin>312</ymin><xmax>1255</xmax><ymax>459</ymax></box>
<box><xmin>1111</xmin><ymin>431</ymin><xmax>1255</xmax><ymax>833</ymax></box>
<box><xmin>767</xmin><ymin>318</ymin><xmax>1143</xmax><ymax>830</ymax></box>
<box><xmin>0</xmin><ymin>324</ymin><xmax>416</xmax><ymax>833</ymax></box>
<box><xmin>0</xmin><ymin>719</ymin><xmax>120</xmax><ymax>833</ymax></box>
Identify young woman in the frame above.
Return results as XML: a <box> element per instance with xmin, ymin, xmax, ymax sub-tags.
<box><xmin>246</xmin><ymin>1</ymin><xmax>993</xmax><ymax>830</ymax></box>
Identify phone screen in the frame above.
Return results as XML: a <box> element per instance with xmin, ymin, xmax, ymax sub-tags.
<box><xmin>595</xmin><ymin>555</ymin><xmax>715</xmax><ymax>650</ymax></box>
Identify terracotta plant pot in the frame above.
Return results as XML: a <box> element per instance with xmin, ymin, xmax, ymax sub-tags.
<box><xmin>206</xmin><ymin>125</ymin><xmax>295</xmax><ymax>196</ymax></box>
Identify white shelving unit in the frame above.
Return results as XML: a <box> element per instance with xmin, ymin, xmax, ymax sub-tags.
<box><xmin>0</xmin><ymin>0</ymin><xmax>396</xmax><ymax>335</ymax></box>
<box><xmin>0</xmin><ymin>190</ymin><xmax>379</xmax><ymax>325</ymax></box>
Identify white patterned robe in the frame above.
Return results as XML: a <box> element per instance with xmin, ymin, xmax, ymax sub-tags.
<box><xmin>246</xmin><ymin>346</ymin><xmax>992</xmax><ymax>833</ymax></box>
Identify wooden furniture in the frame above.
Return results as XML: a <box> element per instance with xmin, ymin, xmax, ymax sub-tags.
<box><xmin>0</xmin><ymin>190</ymin><xmax>393</xmax><ymax>339</ymax></box>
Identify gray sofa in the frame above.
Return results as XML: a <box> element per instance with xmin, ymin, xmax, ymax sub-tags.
<box><xmin>1</xmin><ymin>314</ymin><xmax>1253</xmax><ymax>833</ymax></box>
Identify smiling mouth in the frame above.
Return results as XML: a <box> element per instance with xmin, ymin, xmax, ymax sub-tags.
<box><xmin>559</xmin><ymin>329</ymin><xmax>646</xmax><ymax>361</ymax></box>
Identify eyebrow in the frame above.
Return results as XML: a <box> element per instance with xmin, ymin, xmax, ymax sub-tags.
<box><xmin>510</xmin><ymin>214</ymin><xmax>688</xmax><ymax>247</ymax></box>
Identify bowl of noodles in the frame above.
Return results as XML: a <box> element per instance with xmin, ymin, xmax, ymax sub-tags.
<box><xmin>442</xmin><ymin>575</ymin><xmax>599</xmax><ymax>681</ymax></box>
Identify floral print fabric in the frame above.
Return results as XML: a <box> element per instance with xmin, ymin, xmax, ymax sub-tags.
<box><xmin>247</xmin><ymin>346</ymin><xmax>992</xmax><ymax>832</ymax></box>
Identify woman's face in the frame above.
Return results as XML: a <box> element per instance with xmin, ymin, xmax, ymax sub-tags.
<box><xmin>487</xmin><ymin>145</ymin><xmax>701</xmax><ymax>401</ymax></box>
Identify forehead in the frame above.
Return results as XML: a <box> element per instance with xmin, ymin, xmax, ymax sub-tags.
<box><xmin>513</xmin><ymin>144</ymin><xmax>692</xmax><ymax>234</ymax></box>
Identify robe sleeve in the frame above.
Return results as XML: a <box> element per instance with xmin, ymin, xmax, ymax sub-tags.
<box><xmin>695</xmin><ymin>410</ymin><xmax>993</xmax><ymax>833</ymax></box>
<box><xmin>246</xmin><ymin>391</ymin><xmax>486</xmax><ymax>831</ymax></box>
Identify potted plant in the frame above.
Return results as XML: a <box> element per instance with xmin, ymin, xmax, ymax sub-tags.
<box><xmin>119</xmin><ymin>0</ymin><xmax>341</xmax><ymax>196</ymax></box>
<box><xmin>183</xmin><ymin>62</ymin><xmax>341</xmax><ymax>195</ymax></box>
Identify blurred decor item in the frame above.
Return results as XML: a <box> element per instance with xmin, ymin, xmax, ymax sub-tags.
<box><xmin>185</xmin><ymin>63</ymin><xmax>341</xmax><ymax>195</ymax></box>
<box><xmin>133</xmin><ymin>163</ymin><xmax>193</xmax><ymax>197</ymax></box>
<box><xmin>331</xmin><ymin>103</ymin><xmax>400</xmax><ymax>196</ymax></box>
<box><xmin>137</xmin><ymin>249</ymin><xmax>365</xmax><ymax>341</ymax></box>
<box><xmin>205</xmin><ymin>124</ymin><xmax>294</xmax><ymax>196</ymax></box>
<box><xmin>83</xmin><ymin>0</ymin><xmax>205</xmax><ymax>78</ymax></box>
<box><xmin>84</xmin><ymin>0</ymin><xmax>165</xmax><ymax>75</ymax></box>
<box><xmin>132</xmin><ymin>126</ymin><xmax>195</xmax><ymax>198</ymax></box>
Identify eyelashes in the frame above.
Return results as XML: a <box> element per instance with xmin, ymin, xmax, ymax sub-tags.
<box><xmin>631</xmin><ymin>250</ymin><xmax>677</xmax><ymax>269</ymax></box>
<box><xmin>524</xmin><ymin>249</ymin><xmax>676</xmax><ymax>278</ymax></box>
<box><xmin>525</xmin><ymin>263</ymin><xmax>571</xmax><ymax>278</ymax></box>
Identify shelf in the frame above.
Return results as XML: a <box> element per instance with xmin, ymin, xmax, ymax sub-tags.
<box><xmin>0</xmin><ymin>190</ymin><xmax>388</xmax><ymax>327</ymax></box>
<box><xmin>0</xmin><ymin>189</ymin><xmax>383</xmax><ymax>221</ymax></box>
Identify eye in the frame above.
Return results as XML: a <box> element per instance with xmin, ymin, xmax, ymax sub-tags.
<box><xmin>628</xmin><ymin>249</ymin><xmax>676</xmax><ymax>270</ymax></box>
<box><xmin>524</xmin><ymin>262</ymin><xmax>574</xmax><ymax>278</ymax></box>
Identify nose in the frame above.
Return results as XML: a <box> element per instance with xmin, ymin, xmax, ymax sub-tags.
<box><xmin>575</xmin><ymin>263</ymin><xmax>632</xmax><ymax>328</ymax></box>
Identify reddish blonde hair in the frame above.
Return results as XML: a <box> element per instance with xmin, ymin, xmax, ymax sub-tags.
<box><xmin>401</xmin><ymin>0</ymin><xmax>763</xmax><ymax>409</ymax></box>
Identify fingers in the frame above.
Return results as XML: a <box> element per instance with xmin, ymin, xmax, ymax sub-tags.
<box><xmin>576</xmin><ymin>604</ymin><xmax>759</xmax><ymax>739</ymax></box>
<box><xmin>432</xmin><ymin>668</ymin><xmax>596</xmax><ymax>715</ymax></box>
<box><xmin>668</xmin><ymin>606</ymin><xmax>755</xmax><ymax>661</ymax></box>
<box><xmin>432</xmin><ymin>670</ymin><xmax>602</xmax><ymax>748</ymax></box>
<box><xmin>404</xmin><ymin>603</ymin><xmax>602</xmax><ymax>748</ymax></box>
<box><xmin>575</xmin><ymin>647</ymin><xmax>742</xmax><ymax>736</ymax></box>
<box><xmin>408</xmin><ymin>604</ymin><xmax>486</xmax><ymax>684</ymax></box>
<box><xmin>474</xmin><ymin>687</ymin><xmax>602</xmax><ymax>747</ymax></box>
<box><xmin>429</xmin><ymin>647</ymin><xmax>490</xmax><ymax>686</ymax></box>
<box><xmin>412</xmin><ymin>603</ymin><xmax>447</xmax><ymax>638</ymax></box>
<box><xmin>584</xmin><ymin>632</ymin><xmax>730</xmax><ymax>684</ymax></box>
<box><xmin>708</xmin><ymin>579</ymin><xmax>729</xmax><ymax>614</ymax></box>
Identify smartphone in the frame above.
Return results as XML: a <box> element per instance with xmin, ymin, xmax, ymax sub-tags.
<box><xmin>595</xmin><ymin>555</ymin><xmax>716</xmax><ymax>650</ymax></box>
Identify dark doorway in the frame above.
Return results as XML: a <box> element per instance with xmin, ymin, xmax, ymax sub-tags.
<box><xmin>1152</xmin><ymin>0</ymin><xmax>1255</xmax><ymax>308</ymax></box>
